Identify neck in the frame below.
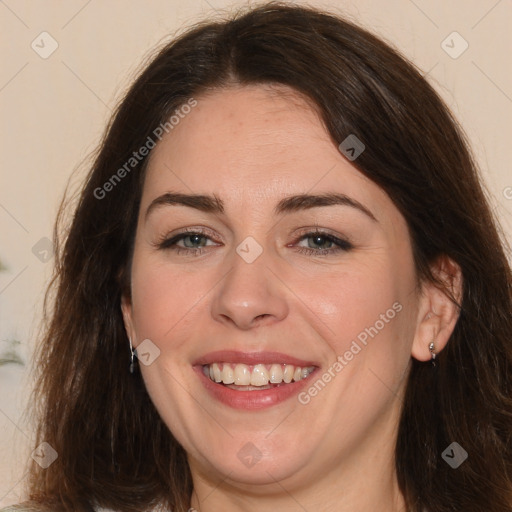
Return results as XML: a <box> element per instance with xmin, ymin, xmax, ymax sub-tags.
<box><xmin>188</xmin><ymin>381</ymin><xmax>408</xmax><ymax>512</ymax></box>
<box><xmin>189</xmin><ymin>417</ymin><xmax>406</xmax><ymax>512</ymax></box>
<box><xmin>191</xmin><ymin>476</ymin><xmax>405</xmax><ymax>512</ymax></box>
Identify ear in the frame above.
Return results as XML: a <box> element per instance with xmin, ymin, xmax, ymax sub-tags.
<box><xmin>411</xmin><ymin>255</ymin><xmax>463</xmax><ymax>361</ymax></box>
<box><xmin>121</xmin><ymin>293</ymin><xmax>137</xmax><ymax>347</ymax></box>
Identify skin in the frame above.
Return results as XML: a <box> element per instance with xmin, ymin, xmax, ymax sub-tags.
<box><xmin>122</xmin><ymin>84</ymin><xmax>462</xmax><ymax>512</ymax></box>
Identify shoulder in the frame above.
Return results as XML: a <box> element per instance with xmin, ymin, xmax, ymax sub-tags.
<box><xmin>0</xmin><ymin>504</ymin><xmax>56</xmax><ymax>512</ymax></box>
<box><xmin>0</xmin><ymin>504</ymin><xmax>165</xmax><ymax>512</ymax></box>
<box><xmin>0</xmin><ymin>507</ymin><xmax>40</xmax><ymax>512</ymax></box>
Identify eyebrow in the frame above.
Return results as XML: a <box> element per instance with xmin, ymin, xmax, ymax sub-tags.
<box><xmin>145</xmin><ymin>192</ymin><xmax>377</xmax><ymax>222</ymax></box>
<box><xmin>145</xmin><ymin>192</ymin><xmax>224</xmax><ymax>219</ymax></box>
<box><xmin>275</xmin><ymin>193</ymin><xmax>377</xmax><ymax>221</ymax></box>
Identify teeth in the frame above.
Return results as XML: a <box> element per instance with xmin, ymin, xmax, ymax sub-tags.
<box><xmin>250</xmin><ymin>364</ymin><xmax>269</xmax><ymax>386</ymax></box>
<box><xmin>283</xmin><ymin>365</ymin><xmax>294</xmax><ymax>383</ymax></box>
<box><xmin>204</xmin><ymin>362</ymin><xmax>315</xmax><ymax>387</ymax></box>
<box><xmin>212</xmin><ymin>363</ymin><xmax>222</xmax><ymax>383</ymax></box>
<box><xmin>222</xmin><ymin>364</ymin><xmax>234</xmax><ymax>384</ymax></box>
<box><xmin>234</xmin><ymin>364</ymin><xmax>251</xmax><ymax>386</ymax></box>
<box><xmin>269</xmin><ymin>364</ymin><xmax>283</xmax><ymax>383</ymax></box>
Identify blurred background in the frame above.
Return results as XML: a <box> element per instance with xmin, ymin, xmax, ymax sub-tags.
<box><xmin>1</xmin><ymin>0</ymin><xmax>511</xmax><ymax>505</ymax></box>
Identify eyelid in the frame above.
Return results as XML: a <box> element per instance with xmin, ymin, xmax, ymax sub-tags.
<box><xmin>291</xmin><ymin>225</ymin><xmax>351</xmax><ymax>242</ymax></box>
<box><xmin>152</xmin><ymin>226</ymin><xmax>220</xmax><ymax>251</ymax></box>
<box><xmin>291</xmin><ymin>229</ymin><xmax>353</xmax><ymax>254</ymax></box>
<box><xmin>154</xmin><ymin>225</ymin><xmax>353</xmax><ymax>259</ymax></box>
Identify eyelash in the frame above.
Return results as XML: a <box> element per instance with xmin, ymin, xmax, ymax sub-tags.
<box><xmin>155</xmin><ymin>227</ymin><xmax>353</xmax><ymax>257</ymax></box>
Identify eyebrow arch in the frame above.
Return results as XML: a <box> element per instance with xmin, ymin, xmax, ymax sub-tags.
<box><xmin>145</xmin><ymin>193</ymin><xmax>225</xmax><ymax>220</ymax></box>
<box><xmin>275</xmin><ymin>193</ymin><xmax>377</xmax><ymax>221</ymax></box>
<box><xmin>145</xmin><ymin>192</ymin><xmax>377</xmax><ymax>222</ymax></box>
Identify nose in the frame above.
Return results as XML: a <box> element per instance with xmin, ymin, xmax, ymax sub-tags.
<box><xmin>210</xmin><ymin>247</ymin><xmax>289</xmax><ymax>330</ymax></box>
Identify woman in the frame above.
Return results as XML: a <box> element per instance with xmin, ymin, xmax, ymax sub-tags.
<box><xmin>3</xmin><ymin>3</ymin><xmax>512</xmax><ymax>511</ymax></box>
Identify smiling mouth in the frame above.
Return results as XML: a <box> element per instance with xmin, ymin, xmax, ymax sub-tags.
<box><xmin>202</xmin><ymin>362</ymin><xmax>316</xmax><ymax>390</ymax></box>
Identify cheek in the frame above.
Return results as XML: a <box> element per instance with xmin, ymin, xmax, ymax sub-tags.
<box><xmin>291</xmin><ymin>253</ymin><xmax>417</xmax><ymax>411</ymax></box>
<box><xmin>130</xmin><ymin>254</ymin><xmax>207</xmax><ymax>342</ymax></box>
<box><xmin>294</xmin><ymin>259</ymin><xmax>405</xmax><ymax>356</ymax></box>
<box><xmin>128</xmin><ymin>257</ymin><xmax>207</xmax><ymax>438</ymax></box>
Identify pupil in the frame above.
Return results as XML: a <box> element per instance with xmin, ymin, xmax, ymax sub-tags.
<box><xmin>311</xmin><ymin>235</ymin><xmax>331</xmax><ymax>249</ymax></box>
<box><xmin>186</xmin><ymin>234</ymin><xmax>204</xmax><ymax>248</ymax></box>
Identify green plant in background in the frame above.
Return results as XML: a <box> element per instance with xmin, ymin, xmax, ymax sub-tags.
<box><xmin>0</xmin><ymin>256</ymin><xmax>25</xmax><ymax>367</ymax></box>
<box><xmin>0</xmin><ymin>339</ymin><xmax>24</xmax><ymax>366</ymax></box>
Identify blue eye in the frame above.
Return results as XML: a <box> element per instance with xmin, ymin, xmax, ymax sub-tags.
<box><xmin>176</xmin><ymin>233</ymin><xmax>208</xmax><ymax>248</ymax></box>
<box><xmin>157</xmin><ymin>230</ymin><xmax>214</xmax><ymax>255</ymax></box>
<box><xmin>294</xmin><ymin>231</ymin><xmax>353</xmax><ymax>256</ymax></box>
<box><xmin>156</xmin><ymin>229</ymin><xmax>352</xmax><ymax>257</ymax></box>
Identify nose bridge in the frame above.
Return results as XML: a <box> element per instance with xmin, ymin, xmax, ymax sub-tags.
<box><xmin>211</xmin><ymin>236</ymin><xmax>288</xmax><ymax>329</ymax></box>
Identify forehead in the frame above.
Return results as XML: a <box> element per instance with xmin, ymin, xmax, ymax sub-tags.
<box><xmin>142</xmin><ymin>85</ymin><xmax>394</xmax><ymax>225</ymax></box>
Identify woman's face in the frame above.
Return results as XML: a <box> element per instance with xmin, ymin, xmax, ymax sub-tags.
<box><xmin>122</xmin><ymin>85</ymin><xmax>423</xmax><ymax>492</ymax></box>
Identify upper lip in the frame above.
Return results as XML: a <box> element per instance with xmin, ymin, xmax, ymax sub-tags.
<box><xmin>193</xmin><ymin>350</ymin><xmax>319</xmax><ymax>367</ymax></box>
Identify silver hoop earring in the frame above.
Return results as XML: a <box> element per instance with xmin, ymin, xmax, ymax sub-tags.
<box><xmin>429</xmin><ymin>341</ymin><xmax>436</xmax><ymax>367</ymax></box>
<box><xmin>129</xmin><ymin>337</ymin><xmax>136</xmax><ymax>373</ymax></box>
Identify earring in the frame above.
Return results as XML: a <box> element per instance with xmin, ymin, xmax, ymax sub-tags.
<box><xmin>129</xmin><ymin>337</ymin><xmax>136</xmax><ymax>373</ymax></box>
<box><xmin>429</xmin><ymin>341</ymin><xmax>436</xmax><ymax>367</ymax></box>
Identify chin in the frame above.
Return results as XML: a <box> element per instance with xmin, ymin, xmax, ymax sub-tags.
<box><xmin>192</xmin><ymin>435</ymin><xmax>316</xmax><ymax>487</ymax></box>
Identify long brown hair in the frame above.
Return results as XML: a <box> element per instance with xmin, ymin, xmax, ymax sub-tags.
<box><xmin>25</xmin><ymin>3</ymin><xmax>512</xmax><ymax>511</ymax></box>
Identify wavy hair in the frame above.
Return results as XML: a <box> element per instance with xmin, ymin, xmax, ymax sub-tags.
<box><xmin>25</xmin><ymin>3</ymin><xmax>512</xmax><ymax>511</ymax></box>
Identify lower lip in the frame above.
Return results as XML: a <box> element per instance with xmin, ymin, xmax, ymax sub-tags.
<box><xmin>194</xmin><ymin>366</ymin><xmax>317</xmax><ymax>410</ymax></box>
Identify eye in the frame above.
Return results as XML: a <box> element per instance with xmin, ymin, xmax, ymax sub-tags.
<box><xmin>155</xmin><ymin>228</ymin><xmax>353</xmax><ymax>257</ymax></box>
<box><xmin>293</xmin><ymin>230</ymin><xmax>353</xmax><ymax>256</ymax></box>
<box><xmin>155</xmin><ymin>228</ymin><xmax>218</xmax><ymax>256</ymax></box>
<box><xmin>177</xmin><ymin>233</ymin><xmax>208</xmax><ymax>249</ymax></box>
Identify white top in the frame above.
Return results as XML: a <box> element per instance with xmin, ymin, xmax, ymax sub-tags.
<box><xmin>0</xmin><ymin>505</ymin><xmax>169</xmax><ymax>512</ymax></box>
